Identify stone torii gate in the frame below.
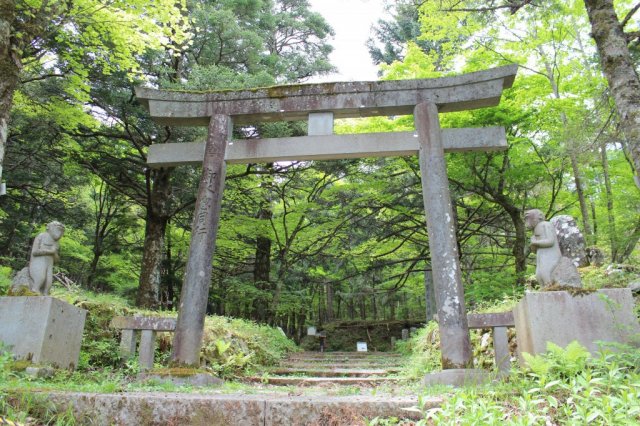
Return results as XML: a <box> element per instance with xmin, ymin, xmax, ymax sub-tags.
<box><xmin>136</xmin><ymin>65</ymin><xmax>517</xmax><ymax>374</ymax></box>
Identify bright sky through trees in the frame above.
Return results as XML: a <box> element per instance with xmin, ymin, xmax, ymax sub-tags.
<box><xmin>309</xmin><ymin>0</ymin><xmax>387</xmax><ymax>82</ymax></box>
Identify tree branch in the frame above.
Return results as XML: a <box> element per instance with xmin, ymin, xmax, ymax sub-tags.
<box><xmin>622</xmin><ymin>3</ymin><xmax>640</xmax><ymax>29</ymax></box>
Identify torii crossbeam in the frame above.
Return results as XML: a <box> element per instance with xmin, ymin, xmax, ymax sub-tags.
<box><xmin>136</xmin><ymin>65</ymin><xmax>518</xmax><ymax>376</ymax></box>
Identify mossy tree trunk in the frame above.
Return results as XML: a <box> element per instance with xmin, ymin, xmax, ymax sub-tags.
<box><xmin>584</xmin><ymin>0</ymin><xmax>640</xmax><ymax>187</ymax></box>
<box><xmin>136</xmin><ymin>168</ymin><xmax>172</xmax><ymax>309</ymax></box>
<box><xmin>0</xmin><ymin>0</ymin><xmax>18</xmax><ymax>188</ymax></box>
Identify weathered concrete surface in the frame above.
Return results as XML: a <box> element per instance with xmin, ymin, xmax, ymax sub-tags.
<box><xmin>423</xmin><ymin>369</ymin><xmax>490</xmax><ymax>387</ymax></box>
<box><xmin>0</xmin><ymin>297</ymin><xmax>86</xmax><ymax>369</ymax></box>
<box><xmin>171</xmin><ymin>115</ymin><xmax>230</xmax><ymax>366</ymax></box>
<box><xmin>307</xmin><ymin>112</ymin><xmax>334</xmax><ymax>136</ymax></box>
<box><xmin>147</xmin><ymin>127</ymin><xmax>508</xmax><ymax>167</ymax></box>
<box><xmin>467</xmin><ymin>312</ymin><xmax>514</xmax><ymax>328</ymax></box>
<box><xmin>136</xmin><ymin>65</ymin><xmax>517</xmax><ymax>125</ymax></box>
<box><xmin>416</xmin><ymin>102</ymin><xmax>472</xmax><ymax>369</ymax></box>
<box><xmin>45</xmin><ymin>392</ymin><xmax>435</xmax><ymax>425</ymax></box>
<box><xmin>550</xmin><ymin>257</ymin><xmax>582</xmax><ymax>288</ymax></box>
<box><xmin>513</xmin><ymin>289</ymin><xmax>640</xmax><ymax>361</ymax></box>
<box><xmin>110</xmin><ymin>316</ymin><xmax>176</xmax><ymax>331</ymax></box>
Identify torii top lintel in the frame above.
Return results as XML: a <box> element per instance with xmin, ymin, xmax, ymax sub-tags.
<box><xmin>135</xmin><ymin>65</ymin><xmax>517</xmax><ymax>126</ymax></box>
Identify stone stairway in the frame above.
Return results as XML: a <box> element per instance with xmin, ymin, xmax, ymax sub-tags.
<box><xmin>249</xmin><ymin>351</ymin><xmax>406</xmax><ymax>387</ymax></box>
<box><xmin>43</xmin><ymin>352</ymin><xmax>440</xmax><ymax>425</ymax></box>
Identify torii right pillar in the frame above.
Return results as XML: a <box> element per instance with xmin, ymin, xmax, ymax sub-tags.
<box><xmin>416</xmin><ymin>102</ymin><xmax>483</xmax><ymax>385</ymax></box>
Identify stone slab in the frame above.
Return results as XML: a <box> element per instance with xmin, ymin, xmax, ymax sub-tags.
<box><xmin>269</xmin><ymin>368</ymin><xmax>394</xmax><ymax>377</ymax></box>
<box><xmin>136</xmin><ymin>65</ymin><xmax>517</xmax><ymax>125</ymax></box>
<box><xmin>423</xmin><ymin>369</ymin><xmax>491</xmax><ymax>387</ymax></box>
<box><xmin>0</xmin><ymin>297</ymin><xmax>86</xmax><ymax>369</ymax></box>
<box><xmin>513</xmin><ymin>289</ymin><xmax>640</xmax><ymax>361</ymax></box>
<box><xmin>45</xmin><ymin>392</ymin><xmax>436</xmax><ymax>425</ymax></box>
<box><xmin>247</xmin><ymin>376</ymin><xmax>402</xmax><ymax>386</ymax></box>
<box><xmin>467</xmin><ymin>312</ymin><xmax>514</xmax><ymax>328</ymax></box>
<box><xmin>110</xmin><ymin>316</ymin><xmax>176</xmax><ymax>331</ymax></box>
<box><xmin>147</xmin><ymin>127</ymin><xmax>507</xmax><ymax>167</ymax></box>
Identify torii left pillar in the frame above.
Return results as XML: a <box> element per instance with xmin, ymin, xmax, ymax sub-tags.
<box><xmin>171</xmin><ymin>114</ymin><xmax>230</xmax><ymax>365</ymax></box>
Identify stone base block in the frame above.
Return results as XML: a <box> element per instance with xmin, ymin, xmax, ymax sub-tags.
<box><xmin>423</xmin><ymin>369</ymin><xmax>490</xmax><ymax>387</ymax></box>
<box><xmin>0</xmin><ymin>296</ymin><xmax>87</xmax><ymax>369</ymax></box>
<box><xmin>513</xmin><ymin>289</ymin><xmax>640</xmax><ymax>361</ymax></box>
<box><xmin>45</xmin><ymin>392</ymin><xmax>439</xmax><ymax>425</ymax></box>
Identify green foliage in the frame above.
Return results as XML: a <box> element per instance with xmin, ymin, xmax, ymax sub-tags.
<box><xmin>397</xmin><ymin>321</ymin><xmax>442</xmax><ymax>379</ymax></box>
<box><xmin>196</xmin><ymin>315</ymin><xmax>297</xmax><ymax>378</ymax></box>
<box><xmin>522</xmin><ymin>341</ymin><xmax>590</xmax><ymax>382</ymax></box>
<box><xmin>419</xmin><ymin>342</ymin><xmax>640</xmax><ymax>425</ymax></box>
<box><xmin>0</xmin><ymin>266</ymin><xmax>12</xmax><ymax>295</ymax></box>
<box><xmin>0</xmin><ymin>391</ymin><xmax>79</xmax><ymax>426</ymax></box>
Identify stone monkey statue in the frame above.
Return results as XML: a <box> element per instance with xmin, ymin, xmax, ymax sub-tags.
<box><xmin>524</xmin><ymin>210</ymin><xmax>581</xmax><ymax>288</ymax></box>
<box><xmin>10</xmin><ymin>221</ymin><xmax>65</xmax><ymax>295</ymax></box>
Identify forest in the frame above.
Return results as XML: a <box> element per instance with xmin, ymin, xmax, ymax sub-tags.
<box><xmin>1</xmin><ymin>0</ymin><xmax>639</xmax><ymax>339</ymax></box>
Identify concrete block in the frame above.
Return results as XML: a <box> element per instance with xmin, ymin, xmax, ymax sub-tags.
<box><xmin>513</xmin><ymin>289</ymin><xmax>640</xmax><ymax>361</ymax></box>
<box><xmin>138</xmin><ymin>330</ymin><xmax>156</xmax><ymax>370</ymax></box>
<box><xmin>0</xmin><ymin>296</ymin><xmax>86</xmax><ymax>369</ymax></box>
<box><xmin>307</xmin><ymin>112</ymin><xmax>333</xmax><ymax>135</ymax></box>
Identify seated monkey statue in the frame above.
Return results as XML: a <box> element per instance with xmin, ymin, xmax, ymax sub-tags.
<box><xmin>10</xmin><ymin>221</ymin><xmax>65</xmax><ymax>295</ymax></box>
<box><xmin>524</xmin><ymin>209</ymin><xmax>581</xmax><ymax>288</ymax></box>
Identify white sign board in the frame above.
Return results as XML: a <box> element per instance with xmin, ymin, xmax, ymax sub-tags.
<box><xmin>356</xmin><ymin>342</ymin><xmax>368</xmax><ymax>352</ymax></box>
<box><xmin>307</xmin><ymin>326</ymin><xmax>317</xmax><ymax>336</ymax></box>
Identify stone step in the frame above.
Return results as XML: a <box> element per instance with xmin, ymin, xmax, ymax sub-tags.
<box><xmin>286</xmin><ymin>355</ymin><xmax>401</xmax><ymax>362</ymax></box>
<box><xmin>282</xmin><ymin>362</ymin><xmax>404</xmax><ymax>369</ymax></box>
<box><xmin>46</xmin><ymin>391</ymin><xmax>439</xmax><ymax>425</ymax></box>
<box><xmin>247</xmin><ymin>376</ymin><xmax>404</xmax><ymax>386</ymax></box>
<box><xmin>290</xmin><ymin>351</ymin><xmax>401</xmax><ymax>358</ymax></box>
<box><xmin>269</xmin><ymin>367</ymin><xmax>400</xmax><ymax>377</ymax></box>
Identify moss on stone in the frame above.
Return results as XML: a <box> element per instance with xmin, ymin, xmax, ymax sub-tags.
<box><xmin>149</xmin><ymin>367</ymin><xmax>204</xmax><ymax>377</ymax></box>
<box><xmin>7</xmin><ymin>286</ymin><xmax>40</xmax><ymax>297</ymax></box>
<box><xmin>10</xmin><ymin>360</ymin><xmax>32</xmax><ymax>371</ymax></box>
<box><xmin>543</xmin><ymin>285</ymin><xmax>597</xmax><ymax>297</ymax></box>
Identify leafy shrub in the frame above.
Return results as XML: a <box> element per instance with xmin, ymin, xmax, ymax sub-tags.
<box><xmin>0</xmin><ymin>265</ymin><xmax>11</xmax><ymax>295</ymax></box>
<box><xmin>418</xmin><ymin>341</ymin><xmax>640</xmax><ymax>425</ymax></box>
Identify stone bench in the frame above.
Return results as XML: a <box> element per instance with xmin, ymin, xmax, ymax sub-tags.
<box><xmin>467</xmin><ymin>312</ymin><xmax>514</xmax><ymax>374</ymax></box>
<box><xmin>110</xmin><ymin>316</ymin><xmax>176</xmax><ymax>370</ymax></box>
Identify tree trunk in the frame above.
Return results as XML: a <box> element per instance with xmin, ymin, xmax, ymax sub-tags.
<box><xmin>569</xmin><ymin>149</ymin><xmax>593</xmax><ymax>239</ymax></box>
<box><xmin>87</xmin><ymin>245</ymin><xmax>102</xmax><ymax>289</ymax></box>
<box><xmin>584</xmin><ymin>0</ymin><xmax>640</xmax><ymax>188</ymax></box>
<box><xmin>136</xmin><ymin>168</ymin><xmax>172</xmax><ymax>309</ymax></box>
<box><xmin>163</xmin><ymin>228</ymin><xmax>177</xmax><ymax>310</ymax></box>
<box><xmin>325</xmin><ymin>282</ymin><xmax>334</xmax><ymax>321</ymax></box>
<box><xmin>601</xmin><ymin>142</ymin><xmax>618</xmax><ymax>261</ymax></box>
<box><xmin>506</xmin><ymin>206</ymin><xmax>527</xmax><ymax>282</ymax></box>
<box><xmin>253</xmin><ymin>205</ymin><xmax>272</xmax><ymax>322</ymax></box>
<box><xmin>0</xmin><ymin>0</ymin><xmax>19</xmax><ymax>189</ymax></box>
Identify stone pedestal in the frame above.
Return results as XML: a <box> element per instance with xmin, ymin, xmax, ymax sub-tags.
<box><xmin>513</xmin><ymin>289</ymin><xmax>640</xmax><ymax>361</ymax></box>
<box><xmin>0</xmin><ymin>296</ymin><xmax>87</xmax><ymax>369</ymax></box>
